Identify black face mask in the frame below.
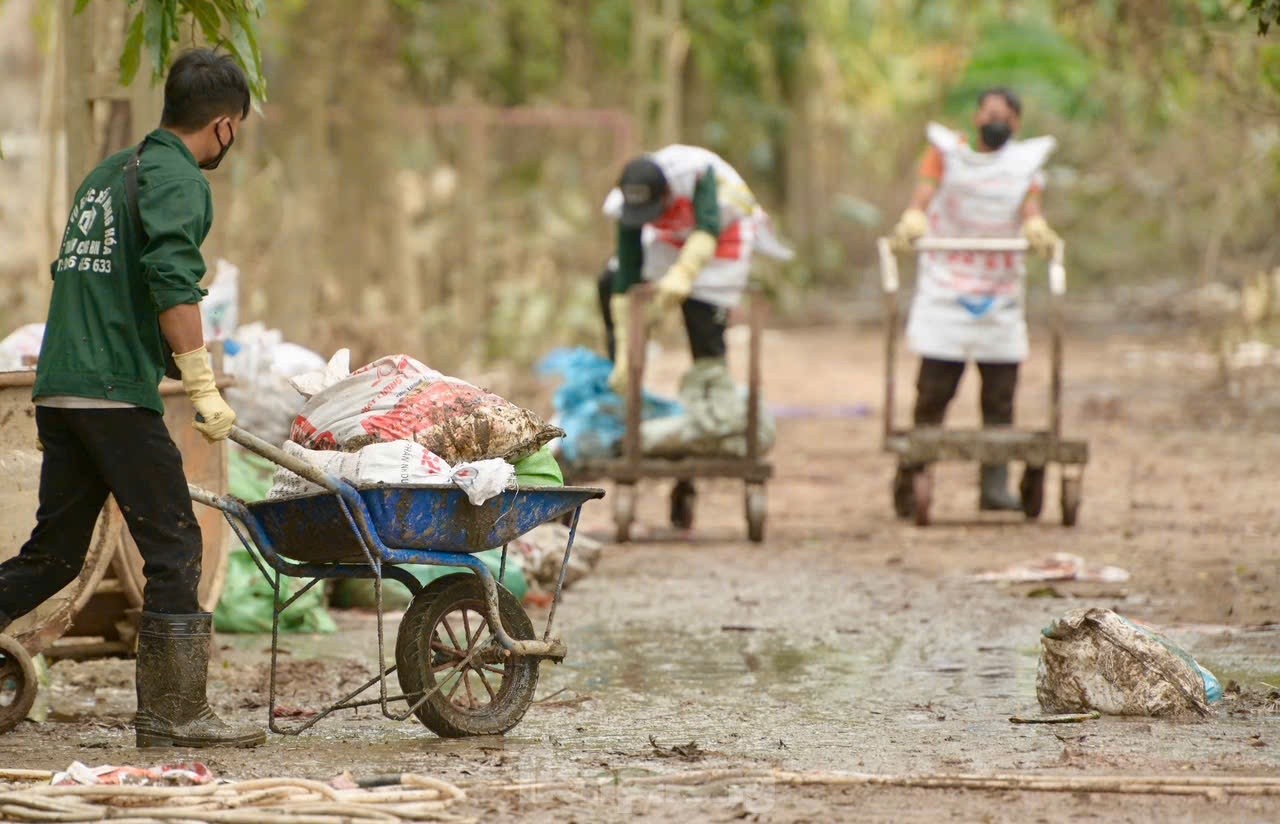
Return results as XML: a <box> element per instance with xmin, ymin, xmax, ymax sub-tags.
<box><xmin>979</xmin><ymin>121</ymin><xmax>1013</xmax><ymax>151</ymax></box>
<box><xmin>199</xmin><ymin>121</ymin><xmax>234</xmax><ymax>170</ymax></box>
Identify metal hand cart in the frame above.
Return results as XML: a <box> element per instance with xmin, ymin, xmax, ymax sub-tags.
<box><xmin>879</xmin><ymin>236</ymin><xmax>1089</xmax><ymax>527</ymax></box>
<box><xmin>0</xmin><ymin>427</ymin><xmax>605</xmax><ymax>739</ymax></box>
<box><xmin>565</xmin><ymin>287</ymin><xmax>772</xmax><ymax>543</ymax></box>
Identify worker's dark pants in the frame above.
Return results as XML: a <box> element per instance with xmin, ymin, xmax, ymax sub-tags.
<box><xmin>0</xmin><ymin>407</ymin><xmax>202</xmax><ymax>625</ymax></box>
<box><xmin>597</xmin><ymin>266</ymin><xmax>727</xmax><ymax>362</ymax></box>
<box><xmin>913</xmin><ymin>357</ymin><xmax>1019</xmax><ymax>428</ymax></box>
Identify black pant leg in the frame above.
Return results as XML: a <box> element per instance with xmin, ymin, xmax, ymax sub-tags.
<box><xmin>913</xmin><ymin>358</ymin><xmax>966</xmax><ymax>426</ymax></box>
<box><xmin>68</xmin><ymin>408</ymin><xmax>202</xmax><ymax>615</ymax></box>
<box><xmin>976</xmin><ymin>362</ymin><xmax>1019</xmax><ymax>426</ymax></box>
<box><xmin>0</xmin><ymin>407</ymin><xmax>111</xmax><ymax>623</ymax></box>
<box><xmin>682</xmin><ymin>298</ymin><xmax>728</xmax><ymax>360</ymax></box>
<box><xmin>598</xmin><ymin>264</ymin><xmax>617</xmax><ymax>361</ymax></box>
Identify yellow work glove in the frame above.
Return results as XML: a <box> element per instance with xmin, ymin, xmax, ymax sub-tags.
<box><xmin>607</xmin><ymin>293</ymin><xmax>631</xmax><ymax>396</ymax></box>
<box><xmin>173</xmin><ymin>346</ymin><xmax>236</xmax><ymax>443</ymax></box>
<box><xmin>890</xmin><ymin>208</ymin><xmax>929</xmax><ymax>253</ymax></box>
<box><xmin>651</xmin><ymin>230</ymin><xmax>716</xmax><ymax>319</ymax></box>
<box><xmin>1022</xmin><ymin>215</ymin><xmax>1061</xmax><ymax>258</ymax></box>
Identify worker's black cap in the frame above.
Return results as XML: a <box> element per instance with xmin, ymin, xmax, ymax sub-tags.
<box><xmin>617</xmin><ymin>157</ymin><xmax>669</xmax><ymax>228</ymax></box>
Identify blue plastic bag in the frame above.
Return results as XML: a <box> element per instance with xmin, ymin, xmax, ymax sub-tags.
<box><xmin>536</xmin><ymin>347</ymin><xmax>682</xmax><ymax>463</ymax></box>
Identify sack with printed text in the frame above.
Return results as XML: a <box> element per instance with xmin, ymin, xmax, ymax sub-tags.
<box><xmin>289</xmin><ymin>353</ymin><xmax>563</xmax><ymax>464</ymax></box>
<box><xmin>268</xmin><ymin>440</ymin><xmax>452</xmax><ymax>499</ymax></box>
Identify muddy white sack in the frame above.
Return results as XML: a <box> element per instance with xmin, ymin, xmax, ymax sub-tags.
<box><xmin>268</xmin><ymin>440</ymin><xmax>451</xmax><ymax>499</ymax></box>
<box><xmin>1037</xmin><ymin>607</ymin><xmax>1215</xmax><ymax>718</ymax></box>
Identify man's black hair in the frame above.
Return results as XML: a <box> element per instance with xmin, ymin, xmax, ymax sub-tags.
<box><xmin>977</xmin><ymin>86</ymin><xmax>1022</xmax><ymax>117</ymax></box>
<box><xmin>160</xmin><ymin>49</ymin><xmax>251</xmax><ymax>132</ymax></box>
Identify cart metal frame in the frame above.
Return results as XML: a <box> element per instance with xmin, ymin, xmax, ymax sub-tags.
<box><xmin>566</xmin><ymin>286</ymin><xmax>772</xmax><ymax>543</ymax></box>
<box><xmin>879</xmin><ymin>236</ymin><xmax>1089</xmax><ymax>526</ymax></box>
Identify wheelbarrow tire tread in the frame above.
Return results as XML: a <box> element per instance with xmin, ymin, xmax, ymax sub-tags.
<box><xmin>396</xmin><ymin>577</ymin><xmax>539</xmax><ymax>738</ymax></box>
<box><xmin>0</xmin><ymin>635</ymin><xmax>37</xmax><ymax>734</ymax></box>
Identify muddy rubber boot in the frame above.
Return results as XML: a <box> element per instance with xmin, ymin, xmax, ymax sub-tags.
<box><xmin>134</xmin><ymin>612</ymin><xmax>265</xmax><ymax>748</ymax></box>
<box><xmin>892</xmin><ymin>465</ymin><xmax>918</xmax><ymax>519</ymax></box>
<box><xmin>978</xmin><ymin>464</ymin><xmax>1021</xmax><ymax>512</ymax></box>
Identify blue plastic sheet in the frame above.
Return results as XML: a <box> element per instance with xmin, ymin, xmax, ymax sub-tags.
<box><xmin>536</xmin><ymin>347</ymin><xmax>682</xmax><ymax>463</ymax></box>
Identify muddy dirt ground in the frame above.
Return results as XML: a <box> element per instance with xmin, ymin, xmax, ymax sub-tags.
<box><xmin>2</xmin><ymin>312</ymin><xmax>1279</xmax><ymax>822</ymax></box>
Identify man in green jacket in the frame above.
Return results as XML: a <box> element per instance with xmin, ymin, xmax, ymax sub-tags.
<box><xmin>0</xmin><ymin>49</ymin><xmax>263</xmax><ymax>748</ymax></box>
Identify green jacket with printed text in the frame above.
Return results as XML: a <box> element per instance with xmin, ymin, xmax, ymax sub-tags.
<box><xmin>33</xmin><ymin>129</ymin><xmax>211</xmax><ymax>414</ymax></box>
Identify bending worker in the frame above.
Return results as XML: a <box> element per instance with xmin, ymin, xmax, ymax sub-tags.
<box><xmin>0</xmin><ymin>50</ymin><xmax>263</xmax><ymax>748</ymax></box>
<box><xmin>889</xmin><ymin>87</ymin><xmax>1061</xmax><ymax>517</ymax></box>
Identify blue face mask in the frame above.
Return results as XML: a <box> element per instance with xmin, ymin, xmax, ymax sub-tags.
<box><xmin>979</xmin><ymin>121</ymin><xmax>1012</xmax><ymax>150</ymax></box>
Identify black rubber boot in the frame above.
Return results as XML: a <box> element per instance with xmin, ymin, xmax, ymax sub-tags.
<box><xmin>893</xmin><ymin>465</ymin><xmax>919</xmax><ymax>519</ymax></box>
<box><xmin>134</xmin><ymin>612</ymin><xmax>265</xmax><ymax>748</ymax></box>
<box><xmin>978</xmin><ymin>464</ymin><xmax>1021</xmax><ymax>512</ymax></box>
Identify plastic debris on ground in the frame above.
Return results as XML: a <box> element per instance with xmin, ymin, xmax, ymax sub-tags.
<box><xmin>971</xmin><ymin>553</ymin><xmax>1131</xmax><ymax>584</ymax></box>
<box><xmin>537</xmin><ymin>347</ymin><xmax>682</xmax><ymax>463</ymax></box>
<box><xmin>1037</xmin><ymin>607</ymin><xmax>1222</xmax><ymax>718</ymax></box>
<box><xmin>52</xmin><ymin>761</ymin><xmax>215</xmax><ymax>786</ymax></box>
<box><xmin>289</xmin><ymin>350</ymin><xmax>562</xmax><ymax>463</ymax></box>
<box><xmin>511</xmin><ymin>523</ymin><xmax>604</xmax><ymax>595</ymax></box>
<box><xmin>330</xmin><ymin>547</ymin><xmax>528</xmax><ymax>611</ymax></box>
<box><xmin>0</xmin><ymin>323</ymin><xmax>45</xmax><ymax>371</ymax></box>
<box><xmin>213</xmin><ymin>548</ymin><xmax>337</xmax><ymax>634</ymax></box>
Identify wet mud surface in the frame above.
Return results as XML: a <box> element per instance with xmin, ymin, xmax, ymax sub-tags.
<box><xmin>2</xmin><ymin>322</ymin><xmax>1279</xmax><ymax>821</ymax></box>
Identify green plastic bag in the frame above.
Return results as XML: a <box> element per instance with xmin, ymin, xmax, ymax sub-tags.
<box><xmin>330</xmin><ymin>548</ymin><xmax>528</xmax><ymax>610</ymax></box>
<box><xmin>214</xmin><ymin>550</ymin><xmax>338</xmax><ymax>634</ymax></box>
<box><xmin>513</xmin><ymin>446</ymin><xmax>564</xmax><ymax>487</ymax></box>
<box><xmin>227</xmin><ymin>445</ymin><xmax>277</xmax><ymax>502</ymax></box>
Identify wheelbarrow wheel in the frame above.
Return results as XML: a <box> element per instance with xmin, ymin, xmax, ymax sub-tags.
<box><xmin>1061</xmin><ymin>475</ymin><xmax>1083</xmax><ymax>527</ymax></box>
<box><xmin>670</xmin><ymin>480</ymin><xmax>696</xmax><ymax>530</ymax></box>
<box><xmin>745</xmin><ymin>483</ymin><xmax>766</xmax><ymax>543</ymax></box>
<box><xmin>1020</xmin><ymin>466</ymin><xmax>1046</xmax><ymax>520</ymax></box>
<box><xmin>0</xmin><ymin>635</ymin><xmax>37</xmax><ymax>734</ymax></box>
<box><xmin>912</xmin><ymin>471</ymin><xmax>932</xmax><ymax>527</ymax></box>
<box><xmin>395</xmin><ymin>577</ymin><xmax>539</xmax><ymax>738</ymax></box>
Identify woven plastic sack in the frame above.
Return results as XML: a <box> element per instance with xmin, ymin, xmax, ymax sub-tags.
<box><xmin>290</xmin><ymin>354</ymin><xmax>562</xmax><ymax>464</ymax></box>
<box><xmin>1037</xmin><ymin>607</ymin><xmax>1218</xmax><ymax>718</ymax></box>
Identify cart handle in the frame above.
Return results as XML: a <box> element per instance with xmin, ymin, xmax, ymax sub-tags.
<box><xmin>877</xmin><ymin>237</ymin><xmax>1066</xmax><ymax>297</ymax></box>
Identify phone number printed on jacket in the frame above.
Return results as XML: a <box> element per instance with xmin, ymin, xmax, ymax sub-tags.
<box><xmin>55</xmin><ymin>187</ymin><xmax>117</xmax><ymax>276</ymax></box>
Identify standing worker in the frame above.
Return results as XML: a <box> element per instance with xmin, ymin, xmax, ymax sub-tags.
<box><xmin>0</xmin><ymin>49</ymin><xmax>263</xmax><ymax>748</ymax></box>
<box><xmin>599</xmin><ymin>145</ymin><xmax>787</xmax><ymax>522</ymax></box>
<box><xmin>889</xmin><ymin>87</ymin><xmax>1061</xmax><ymax>518</ymax></box>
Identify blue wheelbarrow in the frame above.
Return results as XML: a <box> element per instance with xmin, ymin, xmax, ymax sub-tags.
<box><xmin>189</xmin><ymin>427</ymin><xmax>604</xmax><ymax>738</ymax></box>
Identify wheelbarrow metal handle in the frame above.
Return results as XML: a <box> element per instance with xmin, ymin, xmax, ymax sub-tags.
<box><xmin>228</xmin><ymin>425</ymin><xmax>345</xmax><ymax>494</ymax></box>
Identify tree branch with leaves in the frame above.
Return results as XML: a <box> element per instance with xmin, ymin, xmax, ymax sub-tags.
<box><xmin>75</xmin><ymin>0</ymin><xmax>267</xmax><ymax>100</ymax></box>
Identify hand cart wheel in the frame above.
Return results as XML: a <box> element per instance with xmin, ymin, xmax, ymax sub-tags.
<box><xmin>395</xmin><ymin>577</ymin><xmax>539</xmax><ymax>738</ymax></box>
<box><xmin>1020</xmin><ymin>466</ymin><xmax>1046</xmax><ymax>520</ymax></box>
<box><xmin>670</xmin><ymin>480</ymin><xmax>696</xmax><ymax>530</ymax></box>
<box><xmin>0</xmin><ymin>635</ymin><xmax>37</xmax><ymax>734</ymax></box>
<box><xmin>1061</xmin><ymin>475</ymin><xmax>1083</xmax><ymax>527</ymax></box>
<box><xmin>745</xmin><ymin>483</ymin><xmax>767</xmax><ymax>543</ymax></box>
<box><xmin>912</xmin><ymin>471</ymin><xmax>933</xmax><ymax>527</ymax></box>
<box><xmin>614</xmin><ymin>484</ymin><xmax>636</xmax><ymax>543</ymax></box>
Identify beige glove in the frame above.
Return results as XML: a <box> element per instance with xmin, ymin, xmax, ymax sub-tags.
<box><xmin>606</xmin><ymin>293</ymin><xmax>631</xmax><ymax>395</ymax></box>
<box><xmin>652</xmin><ymin>230</ymin><xmax>716</xmax><ymax>318</ymax></box>
<box><xmin>890</xmin><ymin>208</ymin><xmax>929</xmax><ymax>252</ymax></box>
<box><xmin>1022</xmin><ymin>215</ymin><xmax>1061</xmax><ymax>258</ymax></box>
<box><xmin>173</xmin><ymin>346</ymin><xmax>236</xmax><ymax>442</ymax></box>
